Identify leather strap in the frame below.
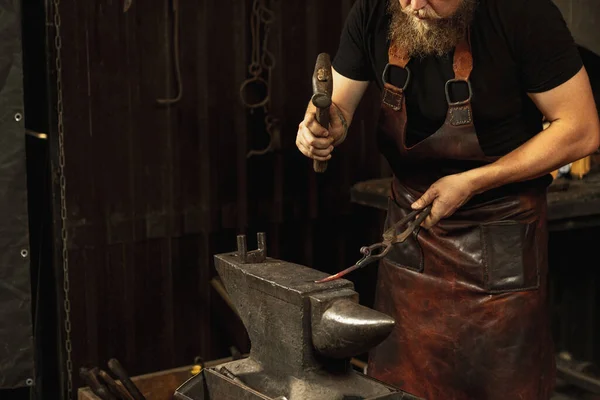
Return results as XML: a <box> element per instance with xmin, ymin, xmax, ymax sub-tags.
<box><xmin>452</xmin><ymin>29</ymin><xmax>472</xmax><ymax>80</ymax></box>
<box><xmin>388</xmin><ymin>42</ymin><xmax>410</xmax><ymax>68</ymax></box>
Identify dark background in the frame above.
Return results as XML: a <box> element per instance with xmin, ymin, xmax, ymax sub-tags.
<box><xmin>2</xmin><ymin>0</ymin><xmax>600</xmax><ymax>399</ymax></box>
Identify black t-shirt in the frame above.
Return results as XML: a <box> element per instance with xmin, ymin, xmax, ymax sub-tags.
<box><xmin>332</xmin><ymin>0</ymin><xmax>583</xmax><ymax>158</ymax></box>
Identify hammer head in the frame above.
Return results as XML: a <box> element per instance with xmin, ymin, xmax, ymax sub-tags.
<box><xmin>311</xmin><ymin>53</ymin><xmax>333</xmax><ymax>109</ymax></box>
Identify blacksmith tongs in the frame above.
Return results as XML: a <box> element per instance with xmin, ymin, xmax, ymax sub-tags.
<box><xmin>315</xmin><ymin>204</ymin><xmax>432</xmax><ymax>283</ymax></box>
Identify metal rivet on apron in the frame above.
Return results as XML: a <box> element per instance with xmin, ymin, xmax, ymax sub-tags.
<box><xmin>21</xmin><ymin>249</ymin><xmax>28</xmax><ymax>258</ymax></box>
<box><xmin>14</xmin><ymin>112</ymin><xmax>22</xmax><ymax>122</ymax></box>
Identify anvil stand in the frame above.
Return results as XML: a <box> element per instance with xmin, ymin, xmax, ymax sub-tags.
<box><xmin>174</xmin><ymin>233</ymin><xmax>422</xmax><ymax>400</ymax></box>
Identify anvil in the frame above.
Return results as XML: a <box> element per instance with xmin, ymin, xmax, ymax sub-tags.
<box><xmin>174</xmin><ymin>233</ymin><xmax>421</xmax><ymax>400</ymax></box>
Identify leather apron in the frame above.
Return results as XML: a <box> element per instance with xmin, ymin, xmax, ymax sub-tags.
<box><xmin>366</xmin><ymin>35</ymin><xmax>555</xmax><ymax>400</ymax></box>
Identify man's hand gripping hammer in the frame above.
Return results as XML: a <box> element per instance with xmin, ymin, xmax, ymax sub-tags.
<box><xmin>311</xmin><ymin>53</ymin><xmax>333</xmax><ymax>173</ymax></box>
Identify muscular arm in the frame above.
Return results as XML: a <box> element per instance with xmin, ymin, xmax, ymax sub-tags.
<box><xmin>330</xmin><ymin>67</ymin><xmax>370</xmax><ymax>125</ymax></box>
<box><xmin>466</xmin><ymin>66</ymin><xmax>600</xmax><ymax>193</ymax></box>
<box><xmin>412</xmin><ymin>66</ymin><xmax>600</xmax><ymax>227</ymax></box>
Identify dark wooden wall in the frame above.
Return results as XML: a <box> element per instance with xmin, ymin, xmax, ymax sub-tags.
<box><xmin>45</xmin><ymin>0</ymin><xmax>387</xmax><ymax>396</ymax></box>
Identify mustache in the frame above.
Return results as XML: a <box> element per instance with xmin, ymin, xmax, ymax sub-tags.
<box><xmin>402</xmin><ymin>6</ymin><xmax>441</xmax><ymax>20</ymax></box>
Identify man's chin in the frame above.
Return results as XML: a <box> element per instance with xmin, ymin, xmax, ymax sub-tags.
<box><xmin>409</xmin><ymin>16</ymin><xmax>432</xmax><ymax>32</ymax></box>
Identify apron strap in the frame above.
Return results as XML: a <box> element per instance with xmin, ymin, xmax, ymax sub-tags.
<box><xmin>452</xmin><ymin>28</ymin><xmax>473</xmax><ymax>80</ymax></box>
<box><xmin>388</xmin><ymin>43</ymin><xmax>410</xmax><ymax>68</ymax></box>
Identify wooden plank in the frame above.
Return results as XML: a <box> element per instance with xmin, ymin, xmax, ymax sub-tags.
<box><xmin>207</xmin><ymin>0</ymin><xmax>243</xmax><ymax>231</ymax></box>
<box><xmin>88</xmin><ymin>0</ymin><xmax>133</xmax><ymax>246</ymax></box>
<box><xmin>83</xmin><ymin>1</ymin><xmax>136</xmax><ymax>382</ymax></box>
<box><xmin>195</xmin><ymin>0</ymin><xmax>219</xmax><ymax>233</ymax></box>
<box><xmin>279</xmin><ymin>0</ymin><xmax>311</xmax><ymax>223</ymax></box>
<box><xmin>132</xmin><ymin>239</ymin><xmax>175</xmax><ymax>372</ymax></box>
<box><xmin>198</xmin><ymin>233</ymin><xmax>214</xmax><ymax>360</ymax></box>
<box><xmin>136</xmin><ymin>0</ymin><xmax>173</xmax><ymax>240</ymax></box>
<box><xmin>102</xmin><ymin>245</ymin><xmax>130</xmax><ymax>364</ymax></box>
<box><xmin>233</xmin><ymin>0</ymin><xmax>249</xmax><ymax>233</ymax></box>
<box><xmin>270</xmin><ymin>0</ymin><xmax>284</xmax><ymax>231</ymax></box>
<box><xmin>176</xmin><ymin>0</ymin><xmax>204</xmax><ymax>236</ymax></box>
<box><xmin>172</xmin><ymin>235</ymin><xmax>206</xmax><ymax>365</ymax></box>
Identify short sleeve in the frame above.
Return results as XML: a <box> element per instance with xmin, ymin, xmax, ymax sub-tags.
<box><xmin>510</xmin><ymin>0</ymin><xmax>583</xmax><ymax>93</ymax></box>
<box><xmin>331</xmin><ymin>0</ymin><xmax>373</xmax><ymax>81</ymax></box>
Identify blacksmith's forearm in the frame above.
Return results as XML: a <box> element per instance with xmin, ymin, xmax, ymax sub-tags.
<box><xmin>466</xmin><ymin>120</ymin><xmax>600</xmax><ymax>194</ymax></box>
<box><xmin>331</xmin><ymin>101</ymin><xmax>355</xmax><ymax>127</ymax></box>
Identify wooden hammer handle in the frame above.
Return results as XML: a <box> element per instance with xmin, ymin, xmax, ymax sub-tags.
<box><xmin>79</xmin><ymin>367</ymin><xmax>116</xmax><ymax>400</ymax></box>
<box><xmin>98</xmin><ymin>369</ymin><xmax>134</xmax><ymax>400</ymax></box>
<box><xmin>311</xmin><ymin>53</ymin><xmax>333</xmax><ymax>173</ymax></box>
<box><xmin>107</xmin><ymin>358</ymin><xmax>146</xmax><ymax>400</ymax></box>
<box><xmin>313</xmin><ymin>107</ymin><xmax>330</xmax><ymax>173</ymax></box>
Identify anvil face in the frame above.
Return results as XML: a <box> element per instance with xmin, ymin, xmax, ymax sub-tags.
<box><xmin>174</xmin><ymin>233</ymin><xmax>421</xmax><ymax>400</ymax></box>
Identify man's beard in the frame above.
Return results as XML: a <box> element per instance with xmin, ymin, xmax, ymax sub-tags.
<box><xmin>387</xmin><ymin>0</ymin><xmax>477</xmax><ymax>58</ymax></box>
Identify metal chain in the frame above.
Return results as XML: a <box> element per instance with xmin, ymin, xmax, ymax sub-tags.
<box><xmin>52</xmin><ymin>0</ymin><xmax>73</xmax><ymax>398</ymax></box>
<box><xmin>240</xmin><ymin>0</ymin><xmax>281</xmax><ymax>158</ymax></box>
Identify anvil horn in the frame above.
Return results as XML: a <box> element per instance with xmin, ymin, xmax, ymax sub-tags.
<box><xmin>311</xmin><ymin>296</ymin><xmax>395</xmax><ymax>359</ymax></box>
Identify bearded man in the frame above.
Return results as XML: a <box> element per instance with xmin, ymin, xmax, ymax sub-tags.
<box><xmin>296</xmin><ymin>0</ymin><xmax>600</xmax><ymax>399</ymax></box>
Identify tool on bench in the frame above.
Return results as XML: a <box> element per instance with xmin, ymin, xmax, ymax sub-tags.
<box><xmin>218</xmin><ymin>366</ymin><xmax>247</xmax><ymax>387</ymax></box>
<box><xmin>556</xmin><ymin>351</ymin><xmax>600</xmax><ymax>394</ymax></box>
<box><xmin>315</xmin><ymin>205</ymin><xmax>432</xmax><ymax>283</ymax></box>
<box><xmin>311</xmin><ymin>53</ymin><xmax>333</xmax><ymax>173</ymax></box>
<box><xmin>79</xmin><ymin>367</ymin><xmax>116</xmax><ymax>400</ymax></box>
<box><xmin>108</xmin><ymin>358</ymin><xmax>147</xmax><ymax>400</ymax></box>
<box><xmin>98</xmin><ymin>369</ymin><xmax>134</xmax><ymax>400</ymax></box>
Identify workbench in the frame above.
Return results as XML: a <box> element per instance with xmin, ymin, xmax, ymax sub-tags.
<box><xmin>350</xmin><ymin>167</ymin><xmax>600</xmax><ymax>232</ymax></box>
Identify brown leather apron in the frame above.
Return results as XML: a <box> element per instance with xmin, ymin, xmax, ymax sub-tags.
<box><xmin>366</xmin><ymin>36</ymin><xmax>556</xmax><ymax>400</ymax></box>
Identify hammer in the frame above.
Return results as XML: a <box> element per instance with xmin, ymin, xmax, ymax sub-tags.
<box><xmin>98</xmin><ymin>369</ymin><xmax>134</xmax><ymax>400</ymax></box>
<box><xmin>107</xmin><ymin>358</ymin><xmax>147</xmax><ymax>400</ymax></box>
<box><xmin>311</xmin><ymin>53</ymin><xmax>333</xmax><ymax>173</ymax></box>
<box><xmin>79</xmin><ymin>367</ymin><xmax>116</xmax><ymax>400</ymax></box>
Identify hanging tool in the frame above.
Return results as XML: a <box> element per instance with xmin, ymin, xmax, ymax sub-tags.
<box><xmin>311</xmin><ymin>53</ymin><xmax>333</xmax><ymax>173</ymax></box>
<box><xmin>315</xmin><ymin>205</ymin><xmax>432</xmax><ymax>283</ymax></box>
<box><xmin>239</xmin><ymin>0</ymin><xmax>280</xmax><ymax>158</ymax></box>
<box><xmin>107</xmin><ymin>358</ymin><xmax>147</xmax><ymax>400</ymax></box>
